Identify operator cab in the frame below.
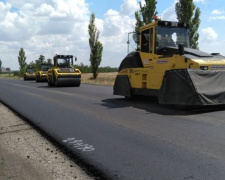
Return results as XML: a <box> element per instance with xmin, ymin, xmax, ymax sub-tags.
<box><xmin>41</xmin><ymin>64</ymin><xmax>52</xmax><ymax>71</ymax></box>
<box><xmin>26</xmin><ymin>66</ymin><xmax>35</xmax><ymax>73</ymax></box>
<box><xmin>54</xmin><ymin>55</ymin><xmax>74</xmax><ymax>68</ymax></box>
<box><xmin>140</xmin><ymin>20</ymin><xmax>190</xmax><ymax>56</ymax></box>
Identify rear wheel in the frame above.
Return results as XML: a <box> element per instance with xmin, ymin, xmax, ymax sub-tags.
<box><xmin>125</xmin><ymin>95</ymin><xmax>133</xmax><ymax>100</ymax></box>
<box><xmin>47</xmin><ymin>80</ymin><xmax>52</xmax><ymax>86</ymax></box>
<box><xmin>54</xmin><ymin>79</ymin><xmax>58</xmax><ymax>87</ymax></box>
<box><xmin>36</xmin><ymin>75</ymin><xmax>39</xmax><ymax>82</ymax></box>
<box><xmin>47</xmin><ymin>76</ymin><xmax>54</xmax><ymax>87</ymax></box>
<box><xmin>74</xmin><ymin>80</ymin><xmax>81</xmax><ymax>87</ymax></box>
<box><xmin>118</xmin><ymin>52</ymin><xmax>143</xmax><ymax>72</ymax></box>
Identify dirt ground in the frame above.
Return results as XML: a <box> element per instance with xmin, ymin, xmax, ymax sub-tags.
<box><xmin>0</xmin><ymin>102</ymin><xmax>93</xmax><ymax>180</ymax></box>
<box><xmin>81</xmin><ymin>72</ymin><xmax>117</xmax><ymax>86</ymax></box>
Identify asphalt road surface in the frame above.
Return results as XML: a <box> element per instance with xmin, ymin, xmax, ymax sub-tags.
<box><xmin>1</xmin><ymin>78</ymin><xmax>225</xmax><ymax>180</ymax></box>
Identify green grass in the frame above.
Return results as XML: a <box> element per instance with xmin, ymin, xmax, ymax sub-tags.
<box><xmin>0</xmin><ymin>73</ymin><xmax>22</xmax><ymax>79</ymax></box>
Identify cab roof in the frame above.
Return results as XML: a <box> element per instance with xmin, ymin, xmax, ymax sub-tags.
<box><xmin>54</xmin><ymin>55</ymin><xmax>73</xmax><ymax>58</ymax></box>
<box><xmin>140</xmin><ymin>20</ymin><xmax>189</xmax><ymax>31</ymax></box>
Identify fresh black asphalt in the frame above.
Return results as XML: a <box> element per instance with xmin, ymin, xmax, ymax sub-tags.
<box><xmin>1</xmin><ymin>78</ymin><xmax>225</xmax><ymax>180</ymax></box>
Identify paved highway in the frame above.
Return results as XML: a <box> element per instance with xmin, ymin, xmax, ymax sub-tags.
<box><xmin>1</xmin><ymin>78</ymin><xmax>225</xmax><ymax>180</ymax></box>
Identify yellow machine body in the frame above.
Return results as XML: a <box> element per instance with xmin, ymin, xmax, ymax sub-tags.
<box><xmin>24</xmin><ymin>66</ymin><xmax>36</xmax><ymax>81</ymax></box>
<box><xmin>114</xmin><ymin>20</ymin><xmax>225</xmax><ymax>106</ymax></box>
<box><xmin>36</xmin><ymin>64</ymin><xmax>52</xmax><ymax>82</ymax></box>
<box><xmin>47</xmin><ymin>55</ymin><xmax>81</xmax><ymax>87</ymax></box>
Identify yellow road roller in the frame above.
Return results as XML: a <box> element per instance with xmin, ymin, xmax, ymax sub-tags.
<box><xmin>47</xmin><ymin>55</ymin><xmax>81</xmax><ymax>87</ymax></box>
<box><xmin>24</xmin><ymin>66</ymin><xmax>36</xmax><ymax>81</ymax></box>
<box><xmin>36</xmin><ymin>63</ymin><xmax>52</xmax><ymax>82</ymax></box>
<box><xmin>114</xmin><ymin>20</ymin><xmax>225</xmax><ymax>106</ymax></box>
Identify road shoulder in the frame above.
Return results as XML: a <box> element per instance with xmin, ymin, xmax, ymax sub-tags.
<box><xmin>0</xmin><ymin>102</ymin><xmax>93</xmax><ymax>180</ymax></box>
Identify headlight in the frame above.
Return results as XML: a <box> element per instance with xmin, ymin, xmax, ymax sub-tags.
<box><xmin>200</xmin><ymin>66</ymin><xmax>208</xmax><ymax>70</ymax></box>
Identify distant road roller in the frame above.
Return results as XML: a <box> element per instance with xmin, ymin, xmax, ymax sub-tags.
<box><xmin>47</xmin><ymin>55</ymin><xmax>81</xmax><ymax>87</ymax></box>
<box><xmin>24</xmin><ymin>66</ymin><xmax>36</xmax><ymax>81</ymax></box>
<box><xmin>114</xmin><ymin>20</ymin><xmax>225</xmax><ymax>106</ymax></box>
<box><xmin>36</xmin><ymin>63</ymin><xmax>52</xmax><ymax>82</ymax></box>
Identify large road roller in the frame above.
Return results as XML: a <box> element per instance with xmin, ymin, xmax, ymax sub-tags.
<box><xmin>114</xmin><ymin>20</ymin><xmax>225</xmax><ymax>106</ymax></box>
<box><xmin>24</xmin><ymin>66</ymin><xmax>36</xmax><ymax>81</ymax></box>
<box><xmin>47</xmin><ymin>55</ymin><xmax>81</xmax><ymax>87</ymax></box>
<box><xmin>36</xmin><ymin>63</ymin><xmax>52</xmax><ymax>82</ymax></box>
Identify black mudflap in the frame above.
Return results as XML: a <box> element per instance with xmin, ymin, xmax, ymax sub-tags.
<box><xmin>118</xmin><ymin>52</ymin><xmax>143</xmax><ymax>72</ymax></box>
<box><xmin>113</xmin><ymin>75</ymin><xmax>132</xmax><ymax>97</ymax></box>
<box><xmin>159</xmin><ymin>69</ymin><xmax>225</xmax><ymax>106</ymax></box>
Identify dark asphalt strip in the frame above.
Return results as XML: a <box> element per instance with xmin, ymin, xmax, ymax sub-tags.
<box><xmin>1</xmin><ymin>78</ymin><xmax>225</xmax><ymax>180</ymax></box>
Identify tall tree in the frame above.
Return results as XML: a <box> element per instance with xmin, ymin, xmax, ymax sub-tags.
<box><xmin>18</xmin><ymin>48</ymin><xmax>27</xmax><ymax>75</ymax></box>
<box><xmin>135</xmin><ymin>0</ymin><xmax>157</xmax><ymax>33</ymax></box>
<box><xmin>35</xmin><ymin>55</ymin><xmax>45</xmax><ymax>71</ymax></box>
<box><xmin>88</xmin><ymin>13</ymin><xmax>103</xmax><ymax>79</ymax></box>
<box><xmin>47</xmin><ymin>58</ymin><xmax>52</xmax><ymax>65</ymax></box>
<box><xmin>35</xmin><ymin>55</ymin><xmax>45</xmax><ymax>65</ymax></box>
<box><xmin>135</xmin><ymin>12</ymin><xmax>143</xmax><ymax>33</ymax></box>
<box><xmin>175</xmin><ymin>0</ymin><xmax>201</xmax><ymax>49</ymax></box>
<box><xmin>0</xmin><ymin>59</ymin><xmax>2</xmax><ymax>73</ymax></box>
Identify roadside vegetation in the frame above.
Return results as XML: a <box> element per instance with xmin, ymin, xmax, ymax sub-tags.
<box><xmin>0</xmin><ymin>72</ymin><xmax>21</xmax><ymax>79</ymax></box>
<box><xmin>74</xmin><ymin>63</ymin><xmax>118</xmax><ymax>73</ymax></box>
<box><xmin>0</xmin><ymin>47</ymin><xmax>118</xmax><ymax>85</ymax></box>
<box><xmin>0</xmin><ymin>71</ymin><xmax>118</xmax><ymax>86</ymax></box>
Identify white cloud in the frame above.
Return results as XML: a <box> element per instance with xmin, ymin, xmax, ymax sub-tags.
<box><xmin>193</xmin><ymin>0</ymin><xmax>206</xmax><ymax>3</ymax></box>
<box><xmin>0</xmin><ymin>2</ymin><xmax>11</xmax><ymax>21</ymax></box>
<box><xmin>161</xmin><ymin>1</ymin><xmax>177</xmax><ymax>21</ymax></box>
<box><xmin>201</xmin><ymin>27</ymin><xmax>218</xmax><ymax>42</ymax></box>
<box><xmin>100</xmin><ymin>1</ymin><xmax>138</xmax><ymax>66</ymax></box>
<box><xmin>161</xmin><ymin>0</ymin><xmax>206</xmax><ymax>21</ymax></box>
<box><xmin>209</xmin><ymin>9</ymin><xmax>225</xmax><ymax>20</ymax></box>
<box><xmin>7</xmin><ymin>0</ymin><xmax>47</xmax><ymax>9</ymax></box>
<box><xmin>0</xmin><ymin>3</ymin><xmax>32</xmax><ymax>42</ymax></box>
<box><xmin>0</xmin><ymin>0</ymin><xmax>139</xmax><ymax>70</ymax></box>
<box><xmin>103</xmin><ymin>10</ymin><xmax>123</xmax><ymax>37</ymax></box>
<box><xmin>95</xmin><ymin>18</ymin><xmax>104</xmax><ymax>33</ymax></box>
<box><xmin>0</xmin><ymin>0</ymin><xmax>91</xmax><ymax>70</ymax></box>
<box><xmin>211</xmin><ymin>9</ymin><xmax>225</xmax><ymax>15</ymax></box>
<box><xmin>209</xmin><ymin>16</ymin><xmax>225</xmax><ymax>20</ymax></box>
<box><xmin>199</xmin><ymin>27</ymin><xmax>225</xmax><ymax>55</ymax></box>
<box><xmin>35</xmin><ymin>3</ymin><xmax>54</xmax><ymax>16</ymax></box>
<box><xmin>120</xmin><ymin>0</ymin><xmax>138</xmax><ymax>15</ymax></box>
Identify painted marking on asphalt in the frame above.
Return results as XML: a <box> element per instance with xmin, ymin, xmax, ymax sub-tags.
<box><xmin>62</xmin><ymin>137</ymin><xmax>95</xmax><ymax>152</ymax></box>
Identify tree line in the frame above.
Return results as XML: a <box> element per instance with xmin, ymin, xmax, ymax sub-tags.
<box><xmin>16</xmin><ymin>47</ymin><xmax>117</xmax><ymax>76</ymax></box>
<box><xmin>17</xmin><ymin>48</ymin><xmax>53</xmax><ymax>76</ymax></box>
<box><xmin>74</xmin><ymin>63</ymin><xmax>118</xmax><ymax>73</ymax></box>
